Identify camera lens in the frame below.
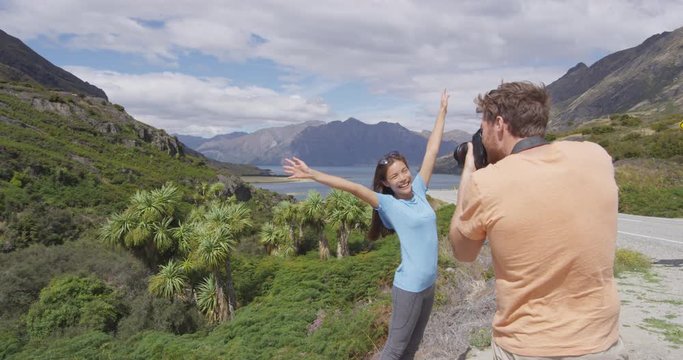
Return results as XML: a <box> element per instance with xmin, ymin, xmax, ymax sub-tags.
<box><xmin>454</xmin><ymin>142</ymin><xmax>468</xmax><ymax>167</ymax></box>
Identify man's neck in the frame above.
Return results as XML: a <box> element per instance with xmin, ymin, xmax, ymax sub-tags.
<box><xmin>503</xmin><ymin>136</ymin><xmax>523</xmax><ymax>157</ymax></box>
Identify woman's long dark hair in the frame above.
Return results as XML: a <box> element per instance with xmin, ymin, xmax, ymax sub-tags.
<box><xmin>367</xmin><ymin>152</ymin><xmax>408</xmax><ymax>240</ymax></box>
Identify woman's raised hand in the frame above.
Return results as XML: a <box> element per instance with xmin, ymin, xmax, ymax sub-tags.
<box><xmin>283</xmin><ymin>157</ymin><xmax>313</xmax><ymax>179</ymax></box>
<box><xmin>440</xmin><ymin>88</ymin><xmax>449</xmax><ymax>113</ymax></box>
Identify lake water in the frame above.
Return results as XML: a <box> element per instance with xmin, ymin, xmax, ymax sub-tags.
<box><xmin>253</xmin><ymin>166</ymin><xmax>461</xmax><ymax>200</ymax></box>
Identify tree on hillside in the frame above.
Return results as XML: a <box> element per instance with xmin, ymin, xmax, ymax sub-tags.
<box><xmin>102</xmin><ymin>182</ymin><xmax>253</xmax><ymax>323</ymax></box>
<box><xmin>300</xmin><ymin>190</ymin><xmax>331</xmax><ymax>260</ymax></box>
<box><xmin>272</xmin><ymin>200</ymin><xmax>300</xmax><ymax>254</ymax></box>
<box><xmin>259</xmin><ymin>222</ymin><xmax>289</xmax><ymax>256</ymax></box>
<box><xmin>99</xmin><ymin>183</ymin><xmax>182</xmax><ymax>268</ymax></box>
<box><xmin>184</xmin><ymin>201</ymin><xmax>252</xmax><ymax>322</ymax></box>
<box><xmin>326</xmin><ymin>190</ymin><xmax>370</xmax><ymax>258</ymax></box>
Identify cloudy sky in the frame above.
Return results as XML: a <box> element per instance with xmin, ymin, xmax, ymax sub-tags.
<box><xmin>1</xmin><ymin>0</ymin><xmax>681</xmax><ymax>136</ymax></box>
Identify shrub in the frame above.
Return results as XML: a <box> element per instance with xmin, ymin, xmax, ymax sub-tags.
<box><xmin>585</xmin><ymin>125</ymin><xmax>615</xmax><ymax>135</ymax></box>
<box><xmin>610</xmin><ymin>114</ymin><xmax>641</xmax><ymax>127</ymax></box>
<box><xmin>25</xmin><ymin>275</ymin><xmax>127</xmax><ymax>339</ymax></box>
<box><xmin>48</xmin><ymin>95</ymin><xmax>66</xmax><ymax>104</ymax></box>
<box><xmin>4</xmin><ymin>204</ymin><xmax>81</xmax><ymax>250</ymax></box>
<box><xmin>469</xmin><ymin>327</ymin><xmax>492</xmax><ymax>349</ymax></box>
<box><xmin>614</xmin><ymin>248</ymin><xmax>651</xmax><ymax>277</ymax></box>
<box><xmin>9</xmin><ymin>170</ymin><xmax>29</xmax><ymax>188</ymax></box>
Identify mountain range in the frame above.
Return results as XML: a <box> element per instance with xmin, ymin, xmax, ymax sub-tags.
<box><xmin>3</xmin><ymin>25</ymin><xmax>680</xmax><ymax>172</ymax></box>
<box><xmin>179</xmin><ymin>119</ymin><xmax>462</xmax><ymax>166</ymax></box>
<box><xmin>547</xmin><ymin>26</ymin><xmax>683</xmax><ymax>129</ymax></box>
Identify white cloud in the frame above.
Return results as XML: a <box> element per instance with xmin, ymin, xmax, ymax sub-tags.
<box><xmin>2</xmin><ymin>0</ymin><xmax>682</xmax><ymax>134</ymax></box>
<box><xmin>66</xmin><ymin>67</ymin><xmax>330</xmax><ymax>136</ymax></box>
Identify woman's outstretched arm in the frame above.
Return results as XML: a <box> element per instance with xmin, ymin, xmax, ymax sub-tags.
<box><xmin>283</xmin><ymin>157</ymin><xmax>379</xmax><ymax>208</ymax></box>
<box><xmin>419</xmin><ymin>89</ymin><xmax>449</xmax><ymax>186</ymax></box>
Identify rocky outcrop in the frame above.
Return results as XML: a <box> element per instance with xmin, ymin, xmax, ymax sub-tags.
<box><xmin>217</xmin><ymin>174</ymin><xmax>252</xmax><ymax>202</ymax></box>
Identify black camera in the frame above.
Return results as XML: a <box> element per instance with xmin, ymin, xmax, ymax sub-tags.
<box><xmin>453</xmin><ymin>128</ymin><xmax>488</xmax><ymax>169</ymax></box>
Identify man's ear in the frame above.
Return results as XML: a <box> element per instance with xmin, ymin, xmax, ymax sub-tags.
<box><xmin>495</xmin><ymin>116</ymin><xmax>507</xmax><ymax>136</ymax></box>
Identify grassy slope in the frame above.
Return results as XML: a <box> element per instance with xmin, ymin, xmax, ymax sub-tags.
<box><xmin>0</xmin><ymin>84</ymin><xmax>217</xmax><ymax>211</ymax></box>
<box><xmin>549</xmin><ymin>112</ymin><xmax>683</xmax><ymax>217</ymax></box>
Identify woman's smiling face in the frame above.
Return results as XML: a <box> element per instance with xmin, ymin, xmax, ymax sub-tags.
<box><xmin>382</xmin><ymin>160</ymin><xmax>413</xmax><ymax>199</ymax></box>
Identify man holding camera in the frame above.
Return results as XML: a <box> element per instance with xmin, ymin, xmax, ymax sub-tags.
<box><xmin>449</xmin><ymin>82</ymin><xmax>627</xmax><ymax>359</ymax></box>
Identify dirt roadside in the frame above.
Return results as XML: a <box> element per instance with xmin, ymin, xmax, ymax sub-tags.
<box><xmin>459</xmin><ymin>263</ymin><xmax>683</xmax><ymax>360</ymax></box>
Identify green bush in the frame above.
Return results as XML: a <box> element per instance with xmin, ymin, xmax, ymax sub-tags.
<box><xmin>469</xmin><ymin>327</ymin><xmax>491</xmax><ymax>349</ymax></box>
<box><xmin>614</xmin><ymin>248</ymin><xmax>651</xmax><ymax>277</ymax></box>
<box><xmin>585</xmin><ymin>125</ymin><xmax>615</xmax><ymax>135</ymax></box>
<box><xmin>4</xmin><ymin>204</ymin><xmax>82</xmax><ymax>250</ymax></box>
<box><xmin>621</xmin><ymin>132</ymin><xmax>642</xmax><ymax>141</ymax></box>
<box><xmin>610</xmin><ymin>114</ymin><xmax>642</xmax><ymax>127</ymax></box>
<box><xmin>9</xmin><ymin>170</ymin><xmax>29</xmax><ymax>188</ymax></box>
<box><xmin>48</xmin><ymin>95</ymin><xmax>66</xmax><ymax>104</ymax></box>
<box><xmin>25</xmin><ymin>275</ymin><xmax>127</xmax><ymax>338</ymax></box>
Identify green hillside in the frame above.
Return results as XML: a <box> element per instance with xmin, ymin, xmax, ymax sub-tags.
<box><xmin>547</xmin><ymin>112</ymin><xmax>683</xmax><ymax>217</ymax></box>
<box><xmin>0</xmin><ymin>81</ymin><xmax>264</xmax><ymax>250</ymax></box>
<box><xmin>0</xmin><ymin>80</ymin><xmax>408</xmax><ymax>359</ymax></box>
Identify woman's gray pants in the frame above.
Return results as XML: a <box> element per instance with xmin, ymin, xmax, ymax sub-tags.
<box><xmin>380</xmin><ymin>284</ymin><xmax>435</xmax><ymax>360</ymax></box>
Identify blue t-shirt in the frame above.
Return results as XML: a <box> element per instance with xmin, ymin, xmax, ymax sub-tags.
<box><xmin>375</xmin><ymin>174</ymin><xmax>438</xmax><ymax>292</ymax></box>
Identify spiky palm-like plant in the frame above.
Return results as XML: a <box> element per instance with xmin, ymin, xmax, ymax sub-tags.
<box><xmin>300</xmin><ymin>190</ymin><xmax>330</xmax><ymax>260</ymax></box>
<box><xmin>99</xmin><ymin>183</ymin><xmax>182</xmax><ymax>268</ymax></box>
<box><xmin>148</xmin><ymin>260</ymin><xmax>189</xmax><ymax>301</ymax></box>
<box><xmin>273</xmin><ymin>200</ymin><xmax>300</xmax><ymax>254</ymax></box>
<box><xmin>326</xmin><ymin>190</ymin><xmax>370</xmax><ymax>258</ymax></box>
<box><xmin>259</xmin><ymin>222</ymin><xmax>289</xmax><ymax>255</ymax></box>
<box><xmin>189</xmin><ymin>201</ymin><xmax>252</xmax><ymax>322</ymax></box>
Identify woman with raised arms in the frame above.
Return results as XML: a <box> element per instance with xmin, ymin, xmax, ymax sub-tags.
<box><xmin>283</xmin><ymin>90</ymin><xmax>449</xmax><ymax>360</ymax></box>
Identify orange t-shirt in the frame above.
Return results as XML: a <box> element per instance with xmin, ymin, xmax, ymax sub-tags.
<box><xmin>456</xmin><ymin>141</ymin><xmax>620</xmax><ymax>357</ymax></box>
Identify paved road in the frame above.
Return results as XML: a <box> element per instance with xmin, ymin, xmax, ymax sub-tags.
<box><xmin>617</xmin><ymin>213</ymin><xmax>683</xmax><ymax>261</ymax></box>
<box><xmin>428</xmin><ymin>189</ymin><xmax>682</xmax><ymax>261</ymax></box>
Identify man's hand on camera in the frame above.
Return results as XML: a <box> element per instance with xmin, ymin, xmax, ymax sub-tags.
<box><xmin>463</xmin><ymin>142</ymin><xmax>476</xmax><ymax>174</ymax></box>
